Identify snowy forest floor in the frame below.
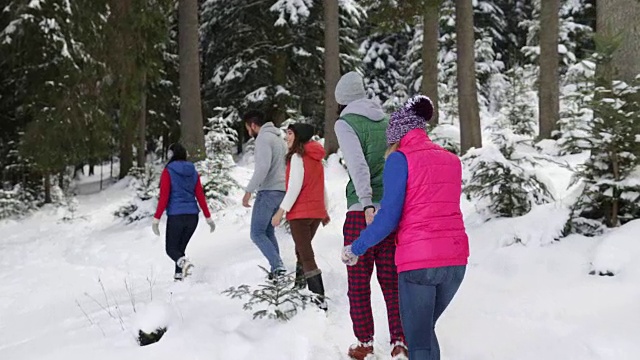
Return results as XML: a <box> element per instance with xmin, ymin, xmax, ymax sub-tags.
<box><xmin>1</xmin><ymin>155</ymin><xmax>639</xmax><ymax>360</ymax></box>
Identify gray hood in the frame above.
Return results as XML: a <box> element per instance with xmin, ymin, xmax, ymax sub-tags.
<box><xmin>340</xmin><ymin>98</ymin><xmax>386</xmax><ymax>122</ymax></box>
<box><xmin>259</xmin><ymin>122</ymin><xmax>281</xmax><ymax>137</ymax></box>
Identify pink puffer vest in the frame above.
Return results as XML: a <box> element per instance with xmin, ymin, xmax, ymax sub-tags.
<box><xmin>395</xmin><ymin>129</ymin><xmax>469</xmax><ymax>272</ymax></box>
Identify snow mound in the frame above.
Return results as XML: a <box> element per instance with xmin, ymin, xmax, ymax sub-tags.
<box><xmin>591</xmin><ymin>219</ymin><xmax>640</xmax><ymax>276</ymax></box>
<box><xmin>131</xmin><ymin>301</ymin><xmax>176</xmax><ymax>335</ymax></box>
<box><xmin>496</xmin><ymin>203</ymin><xmax>570</xmax><ymax>247</ymax></box>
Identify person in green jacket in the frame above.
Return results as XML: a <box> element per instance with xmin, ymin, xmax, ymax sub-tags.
<box><xmin>334</xmin><ymin>71</ymin><xmax>408</xmax><ymax>360</ymax></box>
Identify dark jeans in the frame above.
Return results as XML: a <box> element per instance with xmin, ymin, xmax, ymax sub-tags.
<box><xmin>166</xmin><ymin>214</ymin><xmax>199</xmax><ymax>274</ymax></box>
<box><xmin>398</xmin><ymin>265</ymin><xmax>466</xmax><ymax>360</ymax></box>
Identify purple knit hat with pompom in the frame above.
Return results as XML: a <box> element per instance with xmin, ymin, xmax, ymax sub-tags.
<box><xmin>386</xmin><ymin>95</ymin><xmax>434</xmax><ymax>145</ymax></box>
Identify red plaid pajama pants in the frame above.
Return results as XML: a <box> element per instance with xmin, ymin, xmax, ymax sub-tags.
<box><xmin>343</xmin><ymin>211</ymin><xmax>405</xmax><ymax>344</ymax></box>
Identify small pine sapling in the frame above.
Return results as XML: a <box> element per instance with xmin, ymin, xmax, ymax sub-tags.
<box><xmin>556</xmin><ymin>59</ymin><xmax>596</xmax><ymax>154</ymax></box>
<box><xmin>114</xmin><ymin>165</ymin><xmax>159</xmax><ymax>223</ymax></box>
<box><xmin>196</xmin><ymin>108</ymin><xmax>238</xmax><ymax>211</ymax></box>
<box><xmin>222</xmin><ymin>266</ymin><xmax>318</xmax><ymax>321</ymax></box>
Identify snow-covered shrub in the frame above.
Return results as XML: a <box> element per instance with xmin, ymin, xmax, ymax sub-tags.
<box><xmin>463</xmin><ymin>130</ymin><xmax>554</xmax><ymax>218</ymax></box>
<box><xmin>0</xmin><ymin>185</ymin><xmax>35</xmax><ymax>219</ymax></box>
<box><xmin>429</xmin><ymin>123</ymin><xmax>461</xmax><ymax>155</ymax></box>
<box><xmin>197</xmin><ymin>108</ymin><xmax>239</xmax><ymax>211</ymax></box>
<box><xmin>222</xmin><ymin>267</ymin><xmax>317</xmax><ymax>321</ymax></box>
<box><xmin>132</xmin><ymin>302</ymin><xmax>175</xmax><ymax>346</ymax></box>
<box><xmin>114</xmin><ymin>166</ymin><xmax>159</xmax><ymax>223</ymax></box>
<box><xmin>556</xmin><ymin>59</ymin><xmax>595</xmax><ymax>154</ymax></box>
<box><xmin>463</xmin><ymin>75</ymin><xmax>553</xmax><ymax>218</ymax></box>
<box><xmin>567</xmin><ymin>78</ymin><xmax>640</xmax><ymax>235</ymax></box>
<box><xmin>60</xmin><ymin>195</ymin><xmax>80</xmax><ymax>222</ymax></box>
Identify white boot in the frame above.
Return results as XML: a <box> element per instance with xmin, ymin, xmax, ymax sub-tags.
<box><xmin>177</xmin><ymin>257</ymin><xmax>194</xmax><ymax>278</ymax></box>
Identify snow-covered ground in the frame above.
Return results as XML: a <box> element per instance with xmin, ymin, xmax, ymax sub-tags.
<box><xmin>1</xmin><ymin>155</ymin><xmax>639</xmax><ymax>360</ymax></box>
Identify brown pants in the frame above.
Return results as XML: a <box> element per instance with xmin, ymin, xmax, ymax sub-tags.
<box><xmin>288</xmin><ymin>218</ymin><xmax>322</xmax><ymax>276</ymax></box>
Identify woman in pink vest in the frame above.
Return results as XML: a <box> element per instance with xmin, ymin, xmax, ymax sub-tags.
<box><xmin>341</xmin><ymin>95</ymin><xmax>469</xmax><ymax>360</ymax></box>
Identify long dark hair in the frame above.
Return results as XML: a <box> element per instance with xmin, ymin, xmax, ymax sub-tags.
<box><xmin>285</xmin><ymin>123</ymin><xmax>314</xmax><ymax>163</ymax></box>
<box><xmin>167</xmin><ymin>143</ymin><xmax>187</xmax><ymax>164</ymax></box>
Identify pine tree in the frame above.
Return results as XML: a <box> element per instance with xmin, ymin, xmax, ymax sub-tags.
<box><xmin>196</xmin><ymin>108</ymin><xmax>239</xmax><ymax>211</ymax></box>
<box><xmin>360</xmin><ymin>28</ymin><xmax>411</xmax><ymax>112</ymax></box>
<box><xmin>568</xmin><ymin>77</ymin><xmax>640</xmax><ymax>235</ymax></box>
<box><xmin>463</xmin><ymin>67</ymin><xmax>553</xmax><ymax>218</ymax></box>
<box><xmin>556</xmin><ymin>59</ymin><xmax>595</xmax><ymax>155</ymax></box>
<box><xmin>223</xmin><ymin>266</ymin><xmax>318</xmax><ymax>321</ymax></box>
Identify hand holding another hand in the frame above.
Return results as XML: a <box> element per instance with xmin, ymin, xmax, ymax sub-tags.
<box><xmin>341</xmin><ymin>245</ymin><xmax>358</xmax><ymax>266</ymax></box>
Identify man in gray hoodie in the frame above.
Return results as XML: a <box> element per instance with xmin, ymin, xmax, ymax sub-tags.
<box><xmin>334</xmin><ymin>72</ymin><xmax>407</xmax><ymax>360</ymax></box>
<box><xmin>242</xmin><ymin>110</ymin><xmax>288</xmax><ymax>277</ymax></box>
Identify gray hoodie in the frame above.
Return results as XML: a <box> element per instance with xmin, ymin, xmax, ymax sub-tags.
<box><xmin>244</xmin><ymin>122</ymin><xmax>287</xmax><ymax>193</ymax></box>
<box><xmin>334</xmin><ymin>98</ymin><xmax>387</xmax><ymax>211</ymax></box>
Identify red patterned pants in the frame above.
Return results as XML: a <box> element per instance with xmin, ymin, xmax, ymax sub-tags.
<box><xmin>343</xmin><ymin>211</ymin><xmax>405</xmax><ymax>344</ymax></box>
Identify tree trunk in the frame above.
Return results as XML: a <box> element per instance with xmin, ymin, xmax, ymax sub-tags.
<box><xmin>597</xmin><ymin>0</ymin><xmax>640</xmax><ymax>84</ymax></box>
<box><xmin>44</xmin><ymin>173</ymin><xmax>52</xmax><ymax>204</ymax></box>
<box><xmin>456</xmin><ymin>0</ymin><xmax>482</xmax><ymax>153</ymax></box>
<box><xmin>137</xmin><ymin>70</ymin><xmax>148</xmax><ymax>167</ymax></box>
<box><xmin>119</xmin><ymin>130</ymin><xmax>134</xmax><ymax>179</ymax></box>
<box><xmin>421</xmin><ymin>0</ymin><xmax>440</xmax><ymax>124</ymax></box>
<box><xmin>538</xmin><ymin>0</ymin><xmax>560</xmax><ymax>140</ymax></box>
<box><xmin>272</xmin><ymin>51</ymin><xmax>288</xmax><ymax>126</ymax></box>
<box><xmin>323</xmin><ymin>0</ymin><xmax>341</xmax><ymax>156</ymax></box>
<box><xmin>178</xmin><ymin>0</ymin><xmax>206</xmax><ymax>161</ymax></box>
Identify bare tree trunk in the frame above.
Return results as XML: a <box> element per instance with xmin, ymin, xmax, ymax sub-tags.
<box><xmin>44</xmin><ymin>173</ymin><xmax>52</xmax><ymax>204</ymax></box>
<box><xmin>178</xmin><ymin>0</ymin><xmax>205</xmax><ymax>161</ymax></box>
<box><xmin>597</xmin><ymin>0</ymin><xmax>640</xmax><ymax>84</ymax></box>
<box><xmin>456</xmin><ymin>0</ymin><xmax>482</xmax><ymax>153</ymax></box>
<box><xmin>272</xmin><ymin>51</ymin><xmax>288</xmax><ymax>126</ymax></box>
<box><xmin>421</xmin><ymin>0</ymin><xmax>440</xmax><ymax>124</ymax></box>
<box><xmin>538</xmin><ymin>0</ymin><xmax>560</xmax><ymax>140</ymax></box>
<box><xmin>323</xmin><ymin>0</ymin><xmax>341</xmax><ymax>156</ymax></box>
<box><xmin>119</xmin><ymin>130</ymin><xmax>134</xmax><ymax>179</ymax></box>
<box><xmin>137</xmin><ymin>70</ymin><xmax>148</xmax><ymax>167</ymax></box>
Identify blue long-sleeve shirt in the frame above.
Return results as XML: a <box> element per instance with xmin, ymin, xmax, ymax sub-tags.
<box><xmin>351</xmin><ymin>152</ymin><xmax>408</xmax><ymax>256</ymax></box>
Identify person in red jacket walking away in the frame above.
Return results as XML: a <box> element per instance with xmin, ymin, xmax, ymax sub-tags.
<box><xmin>271</xmin><ymin>123</ymin><xmax>330</xmax><ymax>310</ymax></box>
<box><xmin>152</xmin><ymin>143</ymin><xmax>216</xmax><ymax>281</ymax></box>
<box><xmin>342</xmin><ymin>96</ymin><xmax>470</xmax><ymax>360</ymax></box>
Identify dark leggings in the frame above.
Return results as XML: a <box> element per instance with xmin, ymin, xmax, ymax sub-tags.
<box><xmin>289</xmin><ymin>218</ymin><xmax>322</xmax><ymax>276</ymax></box>
<box><xmin>165</xmin><ymin>214</ymin><xmax>198</xmax><ymax>273</ymax></box>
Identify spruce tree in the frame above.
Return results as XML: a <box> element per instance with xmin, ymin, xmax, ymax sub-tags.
<box><xmin>463</xmin><ymin>67</ymin><xmax>553</xmax><ymax>218</ymax></box>
<box><xmin>196</xmin><ymin>108</ymin><xmax>239</xmax><ymax>211</ymax></box>
<box><xmin>556</xmin><ymin>59</ymin><xmax>595</xmax><ymax>155</ymax></box>
<box><xmin>568</xmin><ymin>77</ymin><xmax>640</xmax><ymax>234</ymax></box>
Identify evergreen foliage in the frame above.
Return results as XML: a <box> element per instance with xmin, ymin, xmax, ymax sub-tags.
<box><xmin>196</xmin><ymin>108</ymin><xmax>239</xmax><ymax>211</ymax></box>
<box><xmin>463</xmin><ymin>66</ymin><xmax>553</xmax><ymax>218</ymax></box>
<box><xmin>556</xmin><ymin>59</ymin><xmax>595</xmax><ymax>155</ymax></box>
<box><xmin>222</xmin><ymin>267</ymin><xmax>318</xmax><ymax>321</ymax></box>
<box><xmin>114</xmin><ymin>165</ymin><xmax>159</xmax><ymax>223</ymax></box>
<box><xmin>567</xmin><ymin>77</ymin><xmax>640</xmax><ymax>235</ymax></box>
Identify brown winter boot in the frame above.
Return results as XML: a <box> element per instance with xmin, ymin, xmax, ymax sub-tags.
<box><xmin>347</xmin><ymin>341</ymin><xmax>374</xmax><ymax>360</ymax></box>
<box><xmin>390</xmin><ymin>341</ymin><xmax>409</xmax><ymax>360</ymax></box>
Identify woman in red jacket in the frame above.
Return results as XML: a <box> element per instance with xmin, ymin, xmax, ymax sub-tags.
<box><xmin>152</xmin><ymin>143</ymin><xmax>216</xmax><ymax>281</ymax></box>
<box><xmin>272</xmin><ymin>123</ymin><xmax>330</xmax><ymax>309</ymax></box>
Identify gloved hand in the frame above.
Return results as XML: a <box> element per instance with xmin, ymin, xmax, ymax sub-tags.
<box><xmin>206</xmin><ymin>217</ymin><xmax>216</xmax><ymax>233</ymax></box>
<box><xmin>152</xmin><ymin>218</ymin><xmax>160</xmax><ymax>236</ymax></box>
<box><xmin>342</xmin><ymin>245</ymin><xmax>359</xmax><ymax>266</ymax></box>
